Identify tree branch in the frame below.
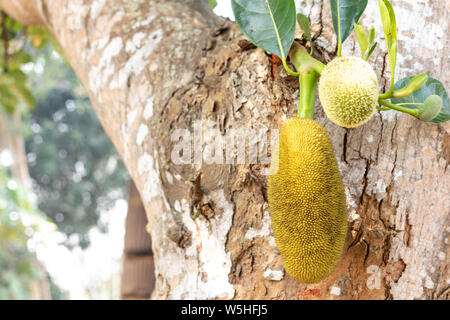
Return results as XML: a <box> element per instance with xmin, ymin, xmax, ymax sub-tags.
<box><xmin>0</xmin><ymin>0</ymin><xmax>43</xmax><ymax>26</ymax></box>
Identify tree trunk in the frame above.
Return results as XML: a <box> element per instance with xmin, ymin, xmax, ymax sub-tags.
<box><xmin>0</xmin><ymin>111</ymin><xmax>31</xmax><ymax>186</ymax></box>
<box><xmin>2</xmin><ymin>0</ymin><xmax>448</xmax><ymax>300</ymax></box>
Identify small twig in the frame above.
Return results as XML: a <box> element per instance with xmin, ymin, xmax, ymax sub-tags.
<box><xmin>2</xmin><ymin>11</ymin><xmax>9</xmax><ymax>72</ymax></box>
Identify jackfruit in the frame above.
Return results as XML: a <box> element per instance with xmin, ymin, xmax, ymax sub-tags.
<box><xmin>268</xmin><ymin>118</ymin><xmax>347</xmax><ymax>283</ymax></box>
<box><xmin>418</xmin><ymin>95</ymin><xmax>442</xmax><ymax>122</ymax></box>
<box><xmin>318</xmin><ymin>56</ymin><xmax>379</xmax><ymax>128</ymax></box>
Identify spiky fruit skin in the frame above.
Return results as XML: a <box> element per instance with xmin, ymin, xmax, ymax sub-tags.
<box><xmin>268</xmin><ymin>118</ymin><xmax>347</xmax><ymax>283</ymax></box>
<box><xmin>319</xmin><ymin>56</ymin><xmax>379</xmax><ymax>128</ymax></box>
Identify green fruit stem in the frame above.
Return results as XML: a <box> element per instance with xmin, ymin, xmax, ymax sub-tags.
<box><xmin>396</xmin><ymin>103</ymin><xmax>424</xmax><ymax>106</ymax></box>
<box><xmin>282</xmin><ymin>58</ymin><xmax>300</xmax><ymax>77</ymax></box>
<box><xmin>298</xmin><ymin>71</ymin><xmax>318</xmax><ymax>119</ymax></box>
<box><xmin>378</xmin><ymin>91</ymin><xmax>393</xmax><ymax>99</ymax></box>
<box><xmin>288</xmin><ymin>43</ymin><xmax>324</xmax><ymax>119</ymax></box>
<box><xmin>378</xmin><ymin>98</ymin><xmax>419</xmax><ymax>117</ymax></box>
<box><xmin>289</xmin><ymin>43</ymin><xmax>325</xmax><ymax>75</ymax></box>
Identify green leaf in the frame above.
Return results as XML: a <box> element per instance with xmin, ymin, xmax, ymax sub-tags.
<box><xmin>378</xmin><ymin>0</ymin><xmax>397</xmax><ymax>89</ymax></box>
<box><xmin>330</xmin><ymin>0</ymin><xmax>368</xmax><ymax>44</ymax></box>
<box><xmin>0</xmin><ymin>68</ymin><xmax>35</xmax><ymax>110</ymax></box>
<box><xmin>207</xmin><ymin>0</ymin><xmax>217</xmax><ymax>9</ymax></box>
<box><xmin>4</xmin><ymin>70</ymin><xmax>27</xmax><ymax>83</ymax></box>
<box><xmin>10</xmin><ymin>83</ymin><xmax>36</xmax><ymax>109</ymax></box>
<box><xmin>0</xmin><ymin>83</ymin><xmax>17</xmax><ymax>101</ymax></box>
<box><xmin>1</xmin><ymin>103</ymin><xmax>16</xmax><ymax>114</ymax></box>
<box><xmin>378</xmin><ymin>0</ymin><xmax>391</xmax><ymax>42</ymax></box>
<box><xmin>5</xmin><ymin>51</ymin><xmax>32</xmax><ymax>70</ymax></box>
<box><xmin>0</xmin><ymin>84</ymin><xmax>19</xmax><ymax>114</ymax></box>
<box><xmin>354</xmin><ymin>23</ymin><xmax>368</xmax><ymax>58</ymax></box>
<box><xmin>231</xmin><ymin>0</ymin><xmax>297</xmax><ymax>60</ymax></box>
<box><xmin>368</xmin><ymin>26</ymin><xmax>375</xmax><ymax>45</ymax></box>
<box><xmin>297</xmin><ymin>13</ymin><xmax>313</xmax><ymax>53</ymax></box>
<box><xmin>365</xmin><ymin>41</ymin><xmax>377</xmax><ymax>60</ymax></box>
<box><xmin>391</xmin><ymin>76</ymin><xmax>450</xmax><ymax>124</ymax></box>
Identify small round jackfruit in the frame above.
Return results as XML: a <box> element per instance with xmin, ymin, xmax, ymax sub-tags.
<box><xmin>319</xmin><ymin>56</ymin><xmax>379</xmax><ymax>128</ymax></box>
<box><xmin>418</xmin><ymin>95</ymin><xmax>442</xmax><ymax>121</ymax></box>
<box><xmin>268</xmin><ymin>118</ymin><xmax>348</xmax><ymax>283</ymax></box>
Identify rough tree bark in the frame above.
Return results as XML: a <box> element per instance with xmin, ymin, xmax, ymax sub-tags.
<box><xmin>1</xmin><ymin>0</ymin><xmax>448</xmax><ymax>300</ymax></box>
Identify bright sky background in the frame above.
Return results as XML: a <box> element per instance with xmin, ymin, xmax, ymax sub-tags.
<box><xmin>214</xmin><ymin>0</ymin><xmax>234</xmax><ymax>20</ymax></box>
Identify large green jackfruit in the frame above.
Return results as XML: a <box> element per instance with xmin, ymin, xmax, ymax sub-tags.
<box><xmin>268</xmin><ymin>118</ymin><xmax>348</xmax><ymax>283</ymax></box>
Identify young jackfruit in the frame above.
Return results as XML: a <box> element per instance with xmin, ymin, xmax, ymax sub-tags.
<box><xmin>318</xmin><ymin>56</ymin><xmax>379</xmax><ymax>128</ymax></box>
<box><xmin>268</xmin><ymin>118</ymin><xmax>348</xmax><ymax>283</ymax></box>
<box><xmin>418</xmin><ymin>95</ymin><xmax>443</xmax><ymax>122</ymax></box>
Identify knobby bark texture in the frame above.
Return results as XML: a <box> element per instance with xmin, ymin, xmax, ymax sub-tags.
<box><xmin>2</xmin><ymin>0</ymin><xmax>448</xmax><ymax>299</ymax></box>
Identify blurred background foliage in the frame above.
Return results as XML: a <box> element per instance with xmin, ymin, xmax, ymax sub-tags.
<box><xmin>0</xmin><ymin>13</ymin><xmax>35</xmax><ymax>115</ymax></box>
<box><xmin>0</xmin><ymin>7</ymin><xmax>128</xmax><ymax>299</ymax></box>
<box><xmin>24</xmin><ymin>48</ymin><xmax>129</xmax><ymax>249</ymax></box>
<box><xmin>0</xmin><ymin>165</ymin><xmax>42</xmax><ymax>299</ymax></box>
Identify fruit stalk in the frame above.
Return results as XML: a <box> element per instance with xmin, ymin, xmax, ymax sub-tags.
<box><xmin>298</xmin><ymin>71</ymin><xmax>318</xmax><ymax>119</ymax></box>
<box><xmin>289</xmin><ymin>42</ymin><xmax>324</xmax><ymax>119</ymax></box>
<box><xmin>378</xmin><ymin>98</ymin><xmax>419</xmax><ymax>117</ymax></box>
<box><xmin>289</xmin><ymin>42</ymin><xmax>324</xmax><ymax>75</ymax></box>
